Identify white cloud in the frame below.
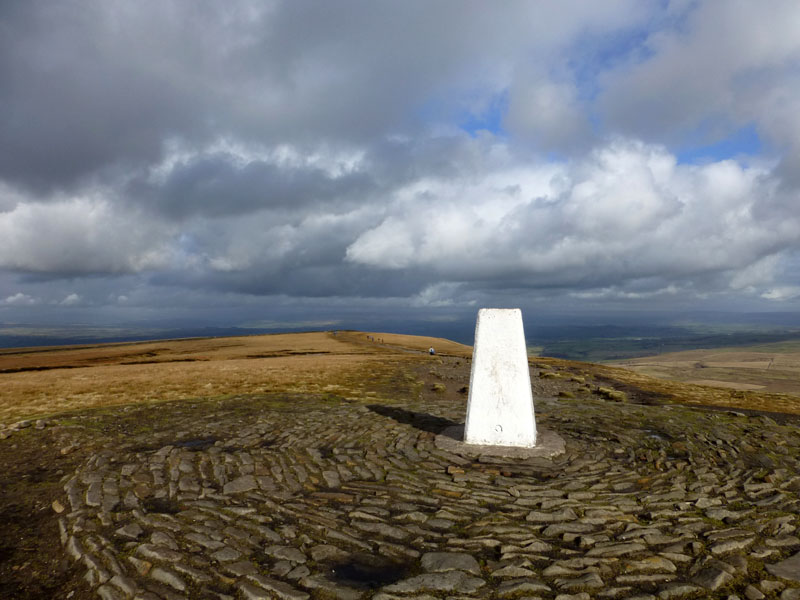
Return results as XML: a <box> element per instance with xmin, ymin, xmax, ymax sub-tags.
<box><xmin>728</xmin><ymin>255</ymin><xmax>780</xmax><ymax>291</ymax></box>
<box><xmin>599</xmin><ymin>1</ymin><xmax>800</xmax><ymax>156</ymax></box>
<box><xmin>411</xmin><ymin>283</ymin><xmax>476</xmax><ymax>308</ymax></box>
<box><xmin>0</xmin><ymin>195</ymin><xmax>174</xmax><ymax>274</ymax></box>
<box><xmin>761</xmin><ymin>287</ymin><xmax>800</xmax><ymax>301</ymax></box>
<box><xmin>347</xmin><ymin>139</ymin><xmax>797</xmax><ymax>296</ymax></box>
<box><xmin>569</xmin><ymin>285</ymin><xmax>680</xmax><ymax>300</ymax></box>
<box><xmin>60</xmin><ymin>293</ymin><xmax>81</xmax><ymax>306</ymax></box>
<box><xmin>3</xmin><ymin>292</ymin><xmax>38</xmax><ymax>306</ymax></box>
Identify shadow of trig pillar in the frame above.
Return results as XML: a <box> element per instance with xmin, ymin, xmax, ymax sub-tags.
<box><xmin>464</xmin><ymin>308</ymin><xmax>537</xmax><ymax>447</ymax></box>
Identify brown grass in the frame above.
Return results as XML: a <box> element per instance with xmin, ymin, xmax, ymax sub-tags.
<box><xmin>0</xmin><ymin>331</ymin><xmax>365</xmax><ymax>369</ymax></box>
<box><xmin>350</xmin><ymin>331</ymin><xmax>472</xmax><ymax>357</ymax></box>
<box><xmin>610</xmin><ymin>342</ymin><xmax>800</xmax><ymax>397</ymax></box>
<box><xmin>5</xmin><ymin>329</ymin><xmax>800</xmax><ymax>425</ymax></box>
<box><xmin>535</xmin><ymin>355</ymin><xmax>800</xmax><ymax>415</ymax></box>
<box><xmin>0</xmin><ymin>331</ymin><xmax>443</xmax><ymax>423</ymax></box>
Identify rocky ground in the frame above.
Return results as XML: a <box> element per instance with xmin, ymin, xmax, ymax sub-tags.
<box><xmin>1</xmin><ymin>354</ymin><xmax>800</xmax><ymax>600</ymax></box>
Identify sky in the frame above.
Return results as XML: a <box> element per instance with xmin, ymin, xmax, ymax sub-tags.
<box><xmin>1</xmin><ymin>1</ymin><xmax>800</xmax><ymax>335</ymax></box>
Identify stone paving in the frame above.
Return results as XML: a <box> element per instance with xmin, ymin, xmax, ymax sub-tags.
<box><xmin>56</xmin><ymin>363</ymin><xmax>800</xmax><ymax>600</ymax></box>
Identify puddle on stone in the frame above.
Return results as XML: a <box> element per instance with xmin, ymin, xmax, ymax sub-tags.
<box><xmin>174</xmin><ymin>437</ymin><xmax>217</xmax><ymax>451</ymax></box>
<box><xmin>643</xmin><ymin>429</ymin><xmax>670</xmax><ymax>442</ymax></box>
<box><xmin>142</xmin><ymin>497</ymin><xmax>181</xmax><ymax>514</ymax></box>
<box><xmin>326</xmin><ymin>554</ymin><xmax>412</xmax><ymax>589</ymax></box>
<box><xmin>317</xmin><ymin>446</ymin><xmax>335</xmax><ymax>459</ymax></box>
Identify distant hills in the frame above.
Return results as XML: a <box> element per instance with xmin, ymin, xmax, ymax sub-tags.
<box><xmin>3</xmin><ymin>318</ymin><xmax>800</xmax><ymax>365</ymax></box>
<box><xmin>534</xmin><ymin>327</ymin><xmax>800</xmax><ymax>362</ymax></box>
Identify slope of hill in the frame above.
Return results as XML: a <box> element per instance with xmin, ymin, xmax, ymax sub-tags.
<box><xmin>611</xmin><ymin>340</ymin><xmax>800</xmax><ymax>396</ymax></box>
<box><xmin>0</xmin><ymin>331</ymin><xmax>471</xmax><ymax>424</ymax></box>
<box><xmin>4</xmin><ymin>330</ymin><xmax>800</xmax><ymax>426</ymax></box>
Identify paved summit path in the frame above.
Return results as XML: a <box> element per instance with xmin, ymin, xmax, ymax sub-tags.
<box><xmin>51</xmin><ymin>358</ymin><xmax>800</xmax><ymax>600</ymax></box>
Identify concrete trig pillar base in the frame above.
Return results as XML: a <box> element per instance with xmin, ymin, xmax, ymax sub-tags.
<box><xmin>464</xmin><ymin>308</ymin><xmax>537</xmax><ymax>447</ymax></box>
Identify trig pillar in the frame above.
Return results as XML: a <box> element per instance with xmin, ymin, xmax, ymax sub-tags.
<box><xmin>464</xmin><ymin>308</ymin><xmax>537</xmax><ymax>447</ymax></box>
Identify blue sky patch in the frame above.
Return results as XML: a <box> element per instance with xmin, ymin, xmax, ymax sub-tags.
<box><xmin>676</xmin><ymin>123</ymin><xmax>762</xmax><ymax>164</ymax></box>
<box><xmin>458</xmin><ymin>91</ymin><xmax>508</xmax><ymax>137</ymax></box>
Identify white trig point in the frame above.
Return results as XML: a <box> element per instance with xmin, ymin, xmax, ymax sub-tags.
<box><xmin>464</xmin><ymin>308</ymin><xmax>537</xmax><ymax>447</ymax></box>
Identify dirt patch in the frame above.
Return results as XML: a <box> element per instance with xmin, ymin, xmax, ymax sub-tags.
<box><xmin>592</xmin><ymin>374</ymin><xmax>671</xmax><ymax>405</ymax></box>
<box><xmin>0</xmin><ymin>426</ymin><xmax>98</xmax><ymax>600</ymax></box>
<box><xmin>0</xmin><ymin>332</ymin><xmax>410</xmax><ymax>423</ymax></box>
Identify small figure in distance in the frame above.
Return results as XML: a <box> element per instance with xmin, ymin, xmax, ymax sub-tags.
<box><xmin>429</xmin><ymin>347</ymin><xmax>435</xmax><ymax>355</ymax></box>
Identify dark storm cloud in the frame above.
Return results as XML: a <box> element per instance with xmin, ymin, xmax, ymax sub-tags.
<box><xmin>128</xmin><ymin>152</ymin><xmax>376</xmax><ymax>219</ymax></box>
<box><xmin>119</xmin><ymin>133</ymin><xmax>500</xmax><ymax>223</ymax></box>
<box><xmin>150</xmin><ymin>262</ymin><xmax>440</xmax><ymax>300</ymax></box>
<box><xmin>0</xmin><ymin>2</ymin><xmax>213</xmax><ymax>193</ymax></box>
<box><xmin>0</xmin><ymin>1</ymin><xmax>643</xmax><ymax>192</ymax></box>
